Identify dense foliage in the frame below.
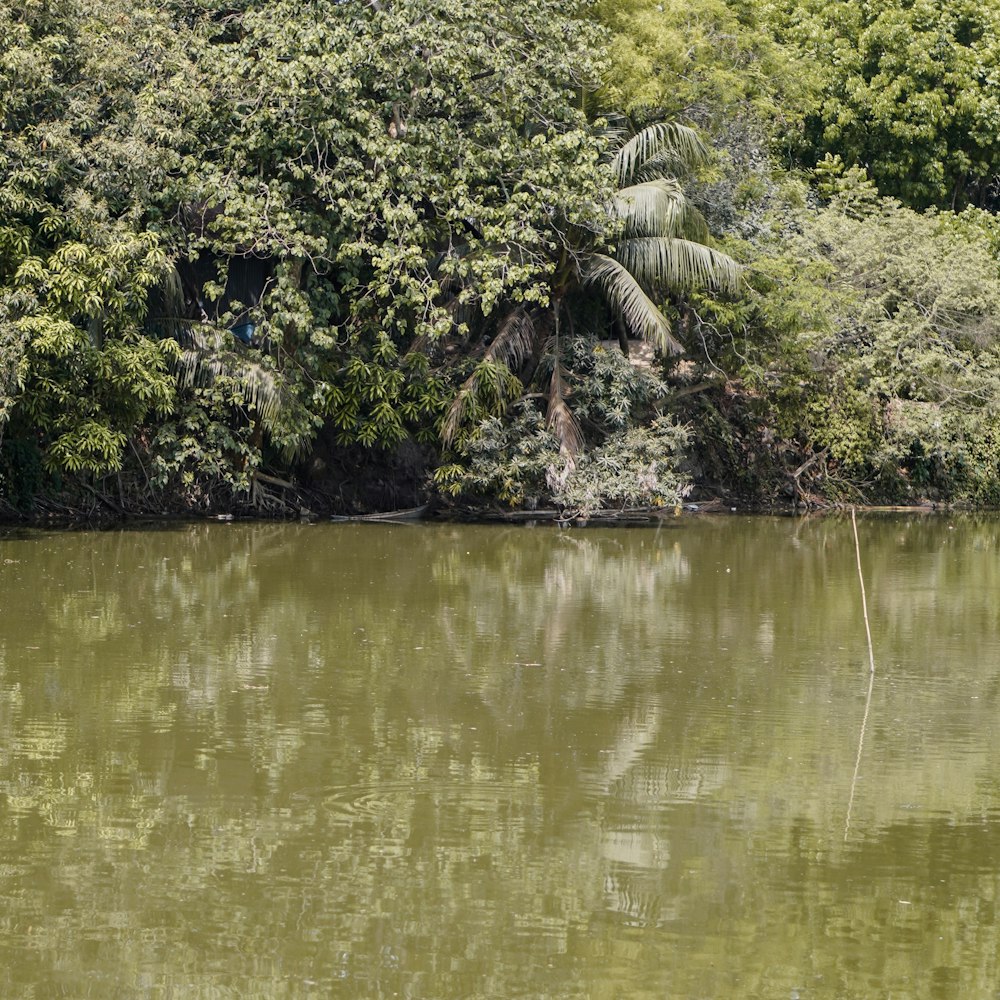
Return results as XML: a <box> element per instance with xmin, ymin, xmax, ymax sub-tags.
<box><xmin>4</xmin><ymin>0</ymin><xmax>1000</xmax><ymax>516</ymax></box>
<box><xmin>772</xmin><ymin>0</ymin><xmax>1000</xmax><ymax>210</ymax></box>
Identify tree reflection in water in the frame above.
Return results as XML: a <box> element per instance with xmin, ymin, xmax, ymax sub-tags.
<box><xmin>2</xmin><ymin>517</ymin><xmax>1000</xmax><ymax>997</ymax></box>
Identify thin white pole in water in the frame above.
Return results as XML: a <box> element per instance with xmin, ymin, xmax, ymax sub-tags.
<box><xmin>845</xmin><ymin>507</ymin><xmax>877</xmax><ymax>841</ymax></box>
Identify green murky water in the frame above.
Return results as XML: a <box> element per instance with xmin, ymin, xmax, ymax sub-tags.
<box><xmin>2</xmin><ymin>515</ymin><xmax>1000</xmax><ymax>998</ymax></box>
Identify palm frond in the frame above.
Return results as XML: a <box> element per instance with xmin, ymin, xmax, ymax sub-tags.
<box><xmin>593</xmin><ymin>113</ymin><xmax>632</xmax><ymax>151</ymax></box>
<box><xmin>614</xmin><ymin>237</ymin><xmax>743</xmax><ymax>295</ymax></box>
<box><xmin>611</xmin><ymin>180</ymin><xmax>709</xmax><ymax>241</ymax></box>
<box><xmin>546</xmin><ymin>360</ymin><xmax>583</xmax><ymax>458</ymax></box>
<box><xmin>441</xmin><ymin>384</ymin><xmax>472</xmax><ymax>446</ymax></box>
<box><xmin>486</xmin><ymin>308</ymin><xmax>536</xmax><ymax>370</ymax></box>
<box><xmin>612</xmin><ymin>123</ymin><xmax>708</xmax><ymax>186</ymax></box>
<box><xmin>441</xmin><ymin>309</ymin><xmax>536</xmax><ymax>445</ymax></box>
<box><xmin>175</xmin><ymin>349</ymin><xmax>286</xmax><ymax>427</ymax></box>
<box><xmin>629</xmin><ymin>151</ymin><xmax>707</xmax><ymax>185</ymax></box>
<box><xmin>585</xmin><ymin>253</ymin><xmax>683</xmax><ymax>355</ymax></box>
<box><xmin>145</xmin><ymin>262</ymin><xmax>190</xmax><ymax>339</ymax></box>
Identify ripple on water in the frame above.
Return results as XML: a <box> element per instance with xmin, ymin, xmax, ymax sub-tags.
<box><xmin>318</xmin><ymin>770</ymin><xmax>542</xmax><ymax>840</ymax></box>
<box><xmin>13</xmin><ymin>720</ymin><xmax>68</xmax><ymax>762</ymax></box>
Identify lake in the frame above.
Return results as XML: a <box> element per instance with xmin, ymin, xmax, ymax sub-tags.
<box><xmin>2</xmin><ymin>515</ymin><xmax>1000</xmax><ymax>998</ymax></box>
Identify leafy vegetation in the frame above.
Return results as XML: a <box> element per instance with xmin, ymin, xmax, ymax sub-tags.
<box><xmin>771</xmin><ymin>0</ymin><xmax>1000</xmax><ymax>210</ymax></box>
<box><xmin>742</xmin><ymin>179</ymin><xmax>1000</xmax><ymax>503</ymax></box>
<box><xmin>4</xmin><ymin>0</ymin><xmax>1000</xmax><ymax>516</ymax></box>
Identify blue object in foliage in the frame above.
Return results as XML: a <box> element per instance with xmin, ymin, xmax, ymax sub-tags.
<box><xmin>231</xmin><ymin>322</ymin><xmax>255</xmax><ymax>345</ymax></box>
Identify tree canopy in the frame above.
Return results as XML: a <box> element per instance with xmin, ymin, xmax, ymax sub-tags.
<box><xmin>4</xmin><ymin>0</ymin><xmax>1000</xmax><ymax>516</ymax></box>
<box><xmin>769</xmin><ymin>0</ymin><xmax>1000</xmax><ymax>209</ymax></box>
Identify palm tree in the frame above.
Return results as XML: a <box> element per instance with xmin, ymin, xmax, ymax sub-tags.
<box><xmin>587</xmin><ymin>121</ymin><xmax>742</xmax><ymax>354</ymax></box>
<box><xmin>443</xmin><ymin>120</ymin><xmax>742</xmax><ymax>451</ymax></box>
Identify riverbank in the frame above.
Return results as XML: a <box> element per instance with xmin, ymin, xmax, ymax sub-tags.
<box><xmin>0</xmin><ymin>415</ymin><xmax>991</xmax><ymax>525</ymax></box>
<box><xmin>0</xmin><ymin>484</ymin><xmax>968</xmax><ymax>530</ymax></box>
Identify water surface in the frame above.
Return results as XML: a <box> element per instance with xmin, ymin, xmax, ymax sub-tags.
<box><xmin>2</xmin><ymin>515</ymin><xmax>1000</xmax><ymax>998</ymax></box>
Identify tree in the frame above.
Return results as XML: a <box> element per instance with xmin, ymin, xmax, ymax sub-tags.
<box><xmin>0</xmin><ymin>0</ymin><xmax>619</xmax><ymax>503</ymax></box>
<box><xmin>0</xmin><ymin>0</ymin><xmax>179</xmax><ymax>476</ymax></box>
<box><xmin>443</xmin><ymin>120</ymin><xmax>742</xmax><ymax>455</ymax></box>
<box><xmin>593</xmin><ymin>0</ymin><xmax>796</xmax><ymax>128</ymax></box>
<box><xmin>585</xmin><ymin>121</ymin><xmax>743</xmax><ymax>354</ymax></box>
<box><xmin>769</xmin><ymin>0</ymin><xmax>1000</xmax><ymax>209</ymax></box>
